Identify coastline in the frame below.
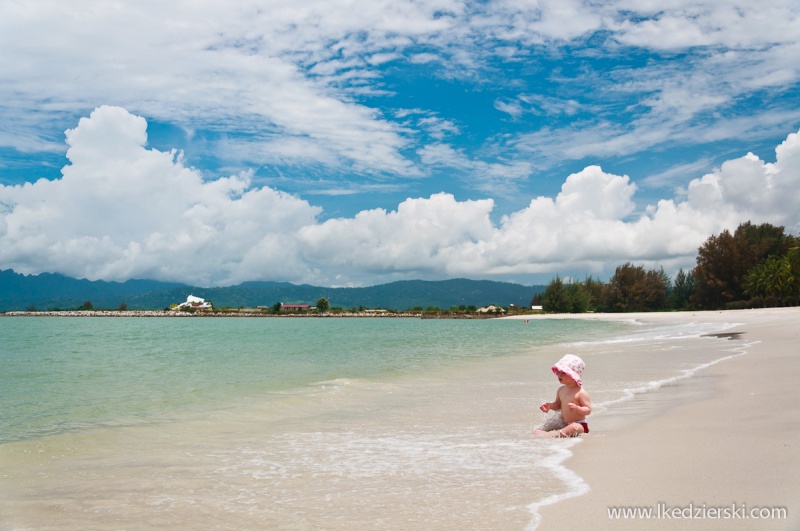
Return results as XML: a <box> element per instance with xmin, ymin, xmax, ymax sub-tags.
<box><xmin>514</xmin><ymin>308</ymin><xmax>800</xmax><ymax>530</ymax></box>
<box><xmin>0</xmin><ymin>309</ymin><xmax>423</xmax><ymax>318</ymax></box>
<box><xmin>2</xmin><ymin>308</ymin><xmax>796</xmax><ymax>529</ymax></box>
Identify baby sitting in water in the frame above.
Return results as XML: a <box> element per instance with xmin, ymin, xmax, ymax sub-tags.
<box><xmin>534</xmin><ymin>354</ymin><xmax>592</xmax><ymax>438</ymax></box>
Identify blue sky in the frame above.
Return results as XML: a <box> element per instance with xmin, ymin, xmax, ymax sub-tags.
<box><xmin>1</xmin><ymin>1</ymin><xmax>799</xmax><ymax>287</ymax></box>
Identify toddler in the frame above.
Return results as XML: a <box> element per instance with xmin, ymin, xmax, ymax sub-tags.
<box><xmin>534</xmin><ymin>354</ymin><xmax>592</xmax><ymax>438</ymax></box>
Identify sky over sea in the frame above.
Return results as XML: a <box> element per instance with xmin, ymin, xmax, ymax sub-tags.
<box><xmin>1</xmin><ymin>1</ymin><xmax>799</xmax><ymax>287</ymax></box>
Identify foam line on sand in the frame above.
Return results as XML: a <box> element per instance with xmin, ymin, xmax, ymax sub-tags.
<box><xmin>527</xmin><ymin>307</ymin><xmax>800</xmax><ymax>530</ymax></box>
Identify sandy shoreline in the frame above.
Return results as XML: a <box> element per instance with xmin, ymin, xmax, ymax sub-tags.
<box><xmin>509</xmin><ymin>308</ymin><xmax>800</xmax><ymax>530</ymax></box>
<box><xmin>2</xmin><ymin>308</ymin><xmax>796</xmax><ymax>529</ymax></box>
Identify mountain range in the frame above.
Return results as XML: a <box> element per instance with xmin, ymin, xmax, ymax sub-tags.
<box><xmin>0</xmin><ymin>269</ymin><xmax>543</xmax><ymax>312</ymax></box>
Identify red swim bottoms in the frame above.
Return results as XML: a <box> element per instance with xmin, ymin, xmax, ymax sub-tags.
<box><xmin>576</xmin><ymin>421</ymin><xmax>589</xmax><ymax>434</ymax></box>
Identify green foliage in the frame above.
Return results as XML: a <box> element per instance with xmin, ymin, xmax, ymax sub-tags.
<box><xmin>606</xmin><ymin>263</ymin><xmax>667</xmax><ymax>312</ymax></box>
<box><xmin>530</xmin><ymin>293</ymin><xmax>542</xmax><ymax>307</ymax></box>
<box><xmin>658</xmin><ymin>266</ymin><xmax>671</xmax><ymax>301</ymax></box>
<box><xmin>670</xmin><ymin>268</ymin><xmax>695</xmax><ymax>310</ymax></box>
<box><xmin>541</xmin><ymin>276</ymin><xmax>571</xmax><ymax>313</ymax></box>
<box><xmin>541</xmin><ymin>277</ymin><xmax>596</xmax><ymax>313</ymax></box>
<box><xmin>743</xmin><ymin>247</ymin><xmax>800</xmax><ymax>304</ymax></box>
<box><xmin>582</xmin><ymin>276</ymin><xmax>607</xmax><ymax>312</ymax></box>
<box><xmin>566</xmin><ymin>283</ymin><xmax>590</xmax><ymax>313</ymax></box>
<box><xmin>692</xmin><ymin>222</ymin><xmax>798</xmax><ymax>309</ymax></box>
<box><xmin>316</xmin><ymin>297</ymin><xmax>330</xmax><ymax>311</ymax></box>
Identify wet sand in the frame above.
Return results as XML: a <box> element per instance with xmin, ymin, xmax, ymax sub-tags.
<box><xmin>526</xmin><ymin>308</ymin><xmax>800</xmax><ymax>530</ymax></box>
<box><xmin>2</xmin><ymin>309</ymin><xmax>796</xmax><ymax>529</ymax></box>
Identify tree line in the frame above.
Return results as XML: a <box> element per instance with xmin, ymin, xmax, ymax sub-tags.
<box><xmin>536</xmin><ymin>222</ymin><xmax>800</xmax><ymax>313</ymax></box>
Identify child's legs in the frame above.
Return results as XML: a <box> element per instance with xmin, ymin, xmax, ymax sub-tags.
<box><xmin>558</xmin><ymin>422</ymin><xmax>585</xmax><ymax>437</ymax></box>
<box><xmin>533</xmin><ymin>422</ymin><xmax>585</xmax><ymax>438</ymax></box>
<box><xmin>537</xmin><ymin>414</ymin><xmax>567</xmax><ymax>432</ymax></box>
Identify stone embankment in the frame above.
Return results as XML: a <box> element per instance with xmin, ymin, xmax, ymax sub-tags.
<box><xmin>2</xmin><ymin>310</ymin><xmax>423</xmax><ymax>318</ymax></box>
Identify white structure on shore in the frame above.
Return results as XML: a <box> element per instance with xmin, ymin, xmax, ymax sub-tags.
<box><xmin>476</xmin><ymin>305</ymin><xmax>506</xmax><ymax>314</ymax></box>
<box><xmin>176</xmin><ymin>295</ymin><xmax>212</xmax><ymax>311</ymax></box>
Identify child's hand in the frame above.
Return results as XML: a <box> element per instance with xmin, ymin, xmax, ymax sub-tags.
<box><xmin>567</xmin><ymin>402</ymin><xmax>578</xmax><ymax>412</ymax></box>
<box><xmin>540</xmin><ymin>402</ymin><xmax>550</xmax><ymax>413</ymax></box>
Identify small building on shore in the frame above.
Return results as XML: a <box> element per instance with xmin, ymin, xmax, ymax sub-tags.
<box><xmin>476</xmin><ymin>305</ymin><xmax>506</xmax><ymax>314</ymax></box>
<box><xmin>279</xmin><ymin>303</ymin><xmax>311</xmax><ymax>312</ymax></box>
<box><xmin>176</xmin><ymin>295</ymin><xmax>212</xmax><ymax>311</ymax></box>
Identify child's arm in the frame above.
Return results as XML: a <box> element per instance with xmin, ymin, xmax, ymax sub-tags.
<box><xmin>540</xmin><ymin>390</ymin><xmax>562</xmax><ymax>412</ymax></box>
<box><xmin>567</xmin><ymin>391</ymin><xmax>592</xmax><ymax>416</ymax></box>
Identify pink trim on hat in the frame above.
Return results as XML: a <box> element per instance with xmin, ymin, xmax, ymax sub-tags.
<box><xmin>551</xmin><ymin>354</ymin><xmax>585</xmax><ymax>387</ymax></box>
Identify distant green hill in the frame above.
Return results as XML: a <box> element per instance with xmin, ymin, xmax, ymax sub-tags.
<box><xmin>0</xmin><ymin>269</ymin><xmax>543</xmax><ymax>311</ymax></box>
<box><xmin>0</xmin><ymin>270</ymin><xmax>185</xmax><ymax>311</ymax></box>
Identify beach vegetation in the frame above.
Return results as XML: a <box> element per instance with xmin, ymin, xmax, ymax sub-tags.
<box><xmin>566</xmin><ymin>282</ymin><xmax>590</xmax><ymax>313</ymax></box>
<box><xmin>540</xmin><ymin>277</ymin><xmax>597</xmax><ymax>313</ymax></box>
<box><xmin>316</xmin><ymin>297</ymin><xmax>330</xmax><ymax>311</ymax></box>
<box><xmin>670</xmin><ymin>268</ymin><xmax>695</xmax><ymax>310</ymax></box>
<box><xmin>541</xmin><ymin>276</ymin><xmax>571</xmax><ymax>313</ymax></box>
<box><xmin>582</xmin><ymin>276</ymin><xmax>607</xmax><ymax>312</ymax></box>
<box><xmin>742</xmin><ymin>246</ymin><xmax>800</xmax><ymax>305</ymax></box>
<box><xmin>606</xmin><ymin>263</ymin><xmax>667</xmax><ymax>312</ymax></box>
<box><xmin>658</xmin><ymin>266</ymin><xmax>672</xmax><ymax>302</ymax></box>
<box><xmin>692</xmin><ymin>222</ymin><xmax>798</xmax><ymax>309</ymax></box>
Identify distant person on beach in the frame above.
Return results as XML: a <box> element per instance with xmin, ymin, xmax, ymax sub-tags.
<box><xmin>534</xmin><ymin>354</ymin><xmax>592</xmax><ymax>438</ymax></box>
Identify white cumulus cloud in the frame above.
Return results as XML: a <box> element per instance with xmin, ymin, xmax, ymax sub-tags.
<box><xmin>0</xmin><ymin>106</ymin><xmax>321</xmax><ymax>286</ymax></box>
<box><xmin>1</xmin><ymin>107</ymin><xmax>799</xmax><ymax>286</ymax></box>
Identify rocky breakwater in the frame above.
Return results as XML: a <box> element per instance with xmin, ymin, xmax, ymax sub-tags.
<box><xmin>2</xmin><ymin>310</ymin><xmax>424</xmax><ymax>318</ymax></box>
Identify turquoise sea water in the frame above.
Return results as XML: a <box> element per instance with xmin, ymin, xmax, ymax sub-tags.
<box><xmin>1</xmin><ymin>316</ymin><xmax>623</xmax><ymax>445</ymax></box>
<box><xmin>0</xmin><ymin>315</ymin><xmax>749</xmax><ymax>529</ymax></box>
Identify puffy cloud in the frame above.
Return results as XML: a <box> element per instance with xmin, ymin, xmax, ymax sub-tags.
<box><xmin>681</xmin><ymin>132</ymin><xmax>800</xmax><ymax>231</ymax></box>
<box><xmin>298</xmin><ymin>194</ymin><xmax>496</xmax><ymax>276</ymax></box>
<box><xmin>301</xmin><ymin>132</ymin><xmax>800</xmax><ymax>282</ymax></box>
<box><xmin>1</xmin><ymin>108</ymin><xmax>799</xmax><ymax>286</ymax></box>
<box><xmin>0</xmin><ymin>106</ymin><xmax>321</xmax><ymax>286</ymax></box>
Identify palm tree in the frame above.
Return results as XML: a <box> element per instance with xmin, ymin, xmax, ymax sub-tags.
<box><xmin>743</xmin><ymin>247</ymin><xmax>800</xmax><ymax>303</ymax></box>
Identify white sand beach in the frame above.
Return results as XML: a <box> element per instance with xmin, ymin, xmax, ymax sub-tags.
<box><xmin>2</xmin><ymin>309</ymin><xmax>797</xmax><ymax>530</ymax></box>
<box><xmin>521</xmin><ymin>308</ymin><xmax>800</xmax><ymax>530</ymax></box>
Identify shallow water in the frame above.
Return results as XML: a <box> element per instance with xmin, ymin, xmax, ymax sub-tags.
<box><xmin>0</xmin><ymin>316</ymin><xmax>749</xmax><ymax>529</ymax></box>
